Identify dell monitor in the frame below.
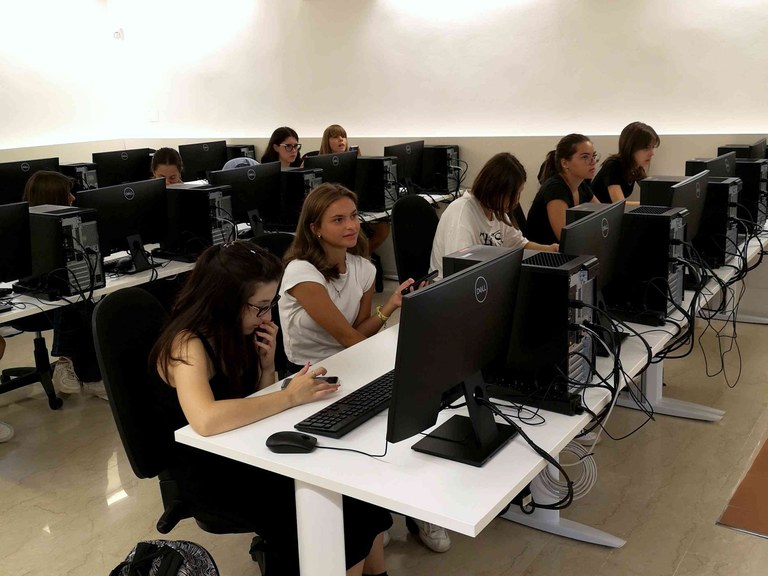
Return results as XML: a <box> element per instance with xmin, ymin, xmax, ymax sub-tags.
<box><xmin>640</xmin><ymin>171</ymin><xmax>709</xmax><ymax>245</ymax></box>
<box><xmin>92</xmin><ymin>148</ymin><xmax>153</xmax><ymax>188</ymax></box>
<box><xmin>685</xmin><ymin>152</ymin><xmax>736</xmax><ymax>178</ymax></box>
<box><xmin>208</xmin><ymin>161</ymin><xmax>282</xmax><ymax>226</ymax></box>
<box><xmin>76</xmin><ymin>178</ymin><xmax>167</xmax><ymax>273</ymax></box>
<box><xmin>178</xmin><ymin>140</ymin><xmax>228</xmax><ymax>181</ymax></box>
<box><xmin>387</xmin><ymin>246</ymin><xmax>523</xmax><ymax>467</ymax></box>
<box><xmin>303</xmin><ymin>150</ymin><xmax>358</xmax><ymax>191</ymax></box>
<box><xmin>0</xmin><ymin>158</ymin><xmax>60</xmax><ymax>205</ymax></box>
<box><xmin>383</xmin><ymin>140</ymin><xmax>424</xmax><ymax>192</ymax></box>
<box><xmin>0</xmin><ymin>201</ymin><xmax>32</xmax><ymax>282</ymax></box>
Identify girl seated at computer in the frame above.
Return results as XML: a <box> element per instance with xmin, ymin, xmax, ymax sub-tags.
<box><xmin>151</xmin><ymin>147</ymin><xmax>184</xmax><ymax>185</ymax></box>
<box><xmin>430</xmin><ymin>152</ymin><xmax>558</xmax><ymax>279</ymax></box>
<box><xmin>261</xmin><ymin>126</ymin><xmax>304</xmax><ymax>168</ymax></box>
<box><xmin>591</xmin><ymin>121</ymin><xmax>660</xmax><ymax>203</ymax></box>
<box><xmin>319</xmin><ymin>123</ymin><xmax>389</xmax><ymax>291</ymax></box>
<box><xmin>525</xmin><ymin>134</ymin><xmax>600</xmax><ymax>245</ymax></box>
<box><xmin>152</xmin><ymin>241</ymin><xmax>391</xmax><ymax>576</ymax></box>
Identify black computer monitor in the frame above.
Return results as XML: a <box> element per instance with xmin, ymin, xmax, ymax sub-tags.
<box><xmin>640</xmin><ymin>171</ymin><xmax>709</xmax><ymax>244</ymax></box>
<box><xmin>386</xmin><ymin>247</ymin><xmax>524</xmax><ymax>467</ymax></box>
<box><xmin>560</xmin><ymin>200</ymin><xmax>626</xmax><ymax>292</ymax></box>
<box><xmin>0</xmin><ymin>201</ymin><xmax>32</xmax><ymax>282</ymax></box>
<box><xmin>76</xmin><ymin>178</ymin><xmax>167</xmax><ymax>272</ymax></box>
<box><xmin>92</xmin><ymin>148</ymin><xmax>153</xmax><ymax>188</ymax></box>
<box><xmin>208</xmin><ymin>162</ymin><xmax>282</xmax><ymax>225</ymax></box>
<box><xmin>685</xmin><ymin>152</ymin><xmax>736</xmax><ymax>178</ymax></box>
<box><xmin>0</xmin><ymin>158</ymin><xmax>60</xmax><ymax>205</ymax></box>
<box><xmin>750</xmin><ymin>138</ymin><xmax>767</xmax><ymax>160</ymax></box>
<box><xmin>178</xmin><ymin>140</ymin><xmax>228</xmax><ymax>181</ymax></box>
<box><xmin>303</xmin><ymin>151</ymin><xmax>358</xmax><ymax>191</ymax></box>
<box><xmin>383</xmin><ymin>140</ymin><xmax>424</xmax><ymax>190</ymax></box>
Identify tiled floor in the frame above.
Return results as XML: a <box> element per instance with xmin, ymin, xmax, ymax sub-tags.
<box><xmin>1</xmin><ymin>285</ymin><xmax>767</xmax><ymax>575</ymax></box>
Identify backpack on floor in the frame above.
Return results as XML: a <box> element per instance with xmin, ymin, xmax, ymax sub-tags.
<box><xmin>109</xmin><ymin>540</ymin><xmax>219</xmax><ymax>576</ymax></box>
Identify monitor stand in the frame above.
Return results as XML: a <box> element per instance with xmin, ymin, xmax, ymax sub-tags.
<box><xmin>412</xmin><ymin>372</ymin><xmax>517</xmax><ymax>467</ymax></box>
<box><xmin>122</xmin><ymin>234</ymin><xmax>161</xmax><ymax>275</ymax></box>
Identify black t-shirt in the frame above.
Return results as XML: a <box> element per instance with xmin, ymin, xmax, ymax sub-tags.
<box><xmin>591</xmin><ymin>157</ymin><xmax>634</xmax><ymax>203</ymax></box>
<box><xmin>526</xmin><ymin>175</ymin><xmax>594</xmax><ymax>245</ymax></box>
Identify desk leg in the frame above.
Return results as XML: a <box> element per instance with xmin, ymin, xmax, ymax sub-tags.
<box><xmin>617</xmin><ymin>361</ymin><xmax>725</xmax><ymax>421</ymax></box>
<box><xmin>295</xmin><ymin>480</ymin><xmax>346</xmax><ymax>576</ymax></box>
<box><xmin>500</xmin><ymin>463</ymin><xmax>625</xmax><ymax>548</ymax></box>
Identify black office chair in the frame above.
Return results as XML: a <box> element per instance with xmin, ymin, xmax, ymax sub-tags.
<box><xmin>252</xmin><ymin>233</ymin><xmax>294</xmax><ymax>380</ymax></box>
<box><xmin>0</xmin><ymin>314</ymin><xmax>62</xmax><ymax>410</ymax></box>
<box><xmin>92</xmin><ymin>287</ymin><xmax>267</xmax><ymax>571</ymax></box>
<box><xmin>391</xmin><ymin>195</ymin><xmax>440</xmax><ymax>283</ymax></box>
<box><xmin>513</xmin><ymin>204</ymin><xmax>528</xmax><ymax>238</ymax></box>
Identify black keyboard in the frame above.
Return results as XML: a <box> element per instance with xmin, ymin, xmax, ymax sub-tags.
<box><xmin>295</xmin><ymin>370</ymin><xmax>394</xmax><ymax>439</ymax></box>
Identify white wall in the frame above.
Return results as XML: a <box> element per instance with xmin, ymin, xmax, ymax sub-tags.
<box><xmin>1</xmin><ymin>0</ymin><xmax>767</xmax><ymax>149</ymax></box>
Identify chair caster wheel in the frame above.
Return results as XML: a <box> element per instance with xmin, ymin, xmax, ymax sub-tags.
<box><xmin>48</xmin><ymin>396</ymin><xmax>63</xmax><ymax>410</ymax></box>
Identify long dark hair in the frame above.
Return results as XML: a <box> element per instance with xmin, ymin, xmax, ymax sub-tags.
<box><xmin>261</xmin><ymin>126</ymin><xmax>301</xmax><ymax>165</ymax></box>
<box><xmin>471</xmin><ymin>152</ymin><xmax>526</xmax><ymax>228</ymax></box>
<box><xmin>23</xmin><ymin>170</ymin><xmax>73</xmax><ymax>206</ymax></box>
<box><xmin>284</xmin><ymin>183</ymin><xmax>369</xmax><ymax>281</ymax></box>
<box><xmin>152</xmin><ymin>241</ymin><xmax>283</xmax><ymax>395</ymax></box>
<box><xmin>538</xmin><ymin>134</ymin><xmax>592</xmax><ymax>184</ymax></box>
<box><xmin>607</xmin><ymin>121</ymin><xmax>660</xmax><ymax>183</ymax></box>
<box><xmin>151</xmin><ymin>147</ymin><xmax>183</xmax><ymax>174</ymax></box>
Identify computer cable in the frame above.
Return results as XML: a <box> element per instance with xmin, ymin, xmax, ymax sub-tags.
<box><xmin>315</xmin><ymin>441</ymin><xmax>389</xmax><ymax>459</ymax></box>
<box><xmin>538</xmin><ymin>436</ymin><xmax>598</xmax><ymax>502</ymax></box>
<box><xmin>478</xmin><ymin>397</ymin><xmax>574</xmax><ymax>512</ymax></box>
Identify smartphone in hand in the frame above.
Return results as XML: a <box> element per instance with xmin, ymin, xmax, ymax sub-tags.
<box><xmin>402</xmin><ymin>270</ymin><xmax>438</xmax><ymax>295</ymax></box>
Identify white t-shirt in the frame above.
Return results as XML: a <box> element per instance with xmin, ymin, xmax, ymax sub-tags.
<box><xmin>429</xmin><ymin>191</ymin><xmax>528</xmax><ymax>278</ymax></box>
<box><xmin>279</xmin><ymin>253</ymin><xmax>376</xmax><ymax>365</ymax></box>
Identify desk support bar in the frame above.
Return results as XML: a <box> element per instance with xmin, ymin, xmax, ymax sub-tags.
<box><xmin>617</xmin><ymin>361</ymin><xmax>724</xmax><ymax>422</ymax></box>
<box><xmin>500</xmin><ymin>462</ymin><xmax>625</xmax><ymax>548</ymax></box>
<box><xmin>295</xmin><ymin>481</ymin><xmax>346</xmax><ymax>575</ymax></box>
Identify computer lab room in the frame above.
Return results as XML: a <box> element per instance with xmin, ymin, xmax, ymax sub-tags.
<box><xmin>1</xmin><ymin>1</ymin><xmax>767</xmax><ymax>575</ymax></box>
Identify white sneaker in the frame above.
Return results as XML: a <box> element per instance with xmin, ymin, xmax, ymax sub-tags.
<box><xmin>83</xmin><ymin>380</ymin><xmax>109</xmax><ymax>401</ymax></box>
<box><xmin>53</xmin><ymin>358</ymin><xmax>81</xmax><ymax>394</ymax></box>
<box><xmin>413</xmin><ymin>519</ymin><xmax>451</xmax><ymax>553</ymax></box>
<box><xmin>0</xmin><ymin>420</ymin><xmax>14</xmax><ymax>443</ymax></box>
<box><xmin>382</xmin><ymin>530</ymin><xmax>391</xmax><ymax>548</ymax></box>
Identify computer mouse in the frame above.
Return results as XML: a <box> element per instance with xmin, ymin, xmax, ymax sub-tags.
<box><xmin>266</xmin><ymin>431</ymin><xmax>318</xmax><ymax>454</ymax></box>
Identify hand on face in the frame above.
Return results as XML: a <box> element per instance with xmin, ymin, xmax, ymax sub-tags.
<box><xmin>254</xmin><ymin>320</ymin><xmax>279</xmax><ymax>368</ymax></box>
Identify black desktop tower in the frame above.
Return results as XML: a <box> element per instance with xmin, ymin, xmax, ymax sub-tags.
<box><xmin>162</xmin><ymin>184</ymin><xmax>235</xmax><ymax>257</ymax></box>
<box><xmin>717</xmin><ymin>145</ymin><xmax>752</xmax><ymax>160</ymax></box>
<box><xmin>690</xmin><ymin>177</ymin><xmax>741</xmax><ymax>267</ymax></box>
<box><xmin>421</xmin><ymin>145</ymin><xmax>459</xmax><ymax>194</ymax></box>
<box><xmin>60</xmin><ymin>162</ymin><xmax>98</xmax><ymax>192</ymax></box>
<box><xmin>23</xmin><ymin>205</ymin><xmax>105</xmax><ymax>297</ymax></box>
<box><xmin>355</xmin><ymin>156</ymin><xmax>398</xmax><ymax>212</ymax></box>
<box><xmin>732</xmin><ymin>159</ymin><xmax>768</xmax><ymax>234</ymax></box>
<box><xmin>485</xmin><ymin>251</ymin><xmax>597</xmax><ymax>415</ymax></box>
<box><xmin>442</xmin><ymin>245</ymin><xmax>513</xmax><ymax>277</ymax></box>
<box><xmin>603</xmin><ymin>206</ymin><xmax>687</xmax><ymax>326</ymax></box>
<box><xmin>227</xmin><ymin>144</ymin><xmax>257</xmax><ymax>161</ymax></box>
<box><xmin>281</xmin><ymin>168</ymin><xmax>322</xmax><ymax>229</ymax></box>
<box><xmin>565</xmin><ymin>202</ymin><xmax>607</xmax><ymax>224</ymax></box>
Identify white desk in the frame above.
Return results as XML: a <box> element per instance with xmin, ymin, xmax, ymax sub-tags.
<box><xmin>176</xmin><ymin>325</ymin><xmax>624</xmax><ymax>575</ymax></box>
<box><xmin>358</xmin><ymin>191</ymin><xmax>459</xmax><ymax>223</ymax></box>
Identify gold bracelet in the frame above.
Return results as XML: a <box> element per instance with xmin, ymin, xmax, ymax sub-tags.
<box><xmin>375</xmin><ymin>305</ymin><xmax>389</xmax><ymax>323</ymax></box>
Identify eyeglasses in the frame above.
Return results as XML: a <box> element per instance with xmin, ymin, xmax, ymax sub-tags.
<box><xmin>578</xmin><ymin>153</ymin><xmax>601</xmax><ymax>164</ymax></box>
<box><xmin>247</xmin><ymin>294</ymin><xmax>281</xmax><ymax>317</ymax></box>
<box><xmin>280</xmin><ymin>143</ymin><xmax>302</xmax><ymax>152</ymax></box>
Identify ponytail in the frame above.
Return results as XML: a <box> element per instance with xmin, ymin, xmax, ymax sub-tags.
<box><xmin>538</xmin><ymin>150</ymin><xmax>558</xmax><ymax>184</ymax></box>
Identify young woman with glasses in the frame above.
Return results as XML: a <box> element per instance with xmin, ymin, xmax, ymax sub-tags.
<box><xmin>525</xmin><ymin>134</ymin><xmax>600</xmax><ymax>245</ymax></box>
<box><xmin>261</xmin><ymin>126</ymin><xmax>304</xmax><ymax>168</ymax></box>
<box><xmin>152</xmin><ymin>240</ymin><xmax>392</xmax><ymax>576</ymax></box>
<box><xmin>592</xmin><ymin>121</ymin><xmax>660</xmax><ymax>203</ymax></box>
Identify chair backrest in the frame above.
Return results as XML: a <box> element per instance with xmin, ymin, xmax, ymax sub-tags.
<box><xmin>513</xmin><ymin>204</ymin><xmax>527</xmax><ymax>237</ymax></box>
<box><xmin>92</xmin><ymin>287</ymin><xmax>170</xmax><ymax>479</ymax></box>
<box><xmin>391</xmin><ymin>195</ymin><xmax>440</xmax><ymax>283</ymax></box>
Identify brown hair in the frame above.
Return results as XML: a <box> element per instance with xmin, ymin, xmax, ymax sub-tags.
<box><xmin>471</xmin><ymin>152</ymin><xmax>527</xmax><ymax>228</ymax></box>
<box><xmin>261</xmin><ymin>126</ymin><xmax>300</xmax><ymax>165</ymax></box>
<box><xmin>23</xmin><ymin>170</ymin><xmax>73</xmax><ymax>207</ymax></box>
<box><xmin>319</xmin><ymin>124</ymin><xmax>348</xmax><ymax>155</ymax></box>
<box><xmin>538</xmin><ymin>134</ymin><xmax>592</xmax><ymax>184</ymax></box>
<box><xmin>151</xmin><ymin>241</ymin><xmax>283</xmax><ymax>395</ymax></box>
<box><xmin>608</xmin><ymin>121</ymin><xmax>660</xmax><ymax>182</ymax></box>
<box><xmin>151</xmin><ymin>147</ymin><xmax>183</xmax><ymax>174</ymax></box>
<box><xmin>284</xmin><ymin>183</ymin><xmax>369</xmax><ymax>280</ymax></box>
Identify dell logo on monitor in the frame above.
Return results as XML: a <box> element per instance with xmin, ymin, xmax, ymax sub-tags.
<box><xmin>20</xmin><ymin>162</ymin><xmax>30</xmax><ymax>172</ymax></box>
<box><xmin>696</xmin><ymin>182</ymin><xmax>701</xmax><ymax>199</ymax></box>
<box><xmin>123</xmin><ymin>187</ymin><xmax>135</xmax><ymax>200</ymax></box>
<box><xmin>405</xmin><ymin>144</ymin><xmax>412</xmax><ymax>155</ymax></box>
<box><xmin>474</xmin><ymin>276</ymin><xmax>488</xmax><ymax>303</ymax></box>
<box><xmin>332</xmin><ymin>155</ymin><xmax>340</xmax><ymax>167</ymax></box>
<box><xmin>601</xmin><ymin>217</ymin><xmax>610</xmax><ymax>238</ymax></box>
<box><xmin>121</xmin><ymin>152</ymin><xmax>129</xmax><ymax>161</ymax></box>
<box><xmin>203</xmin><ymin>144</ymin><xmax>210</xmax><ymax>152</ymax></box>
<box><xmin>247</xmin><ymin>169</ymin><xmax>256</xmax><ymax>181</ymax></box>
